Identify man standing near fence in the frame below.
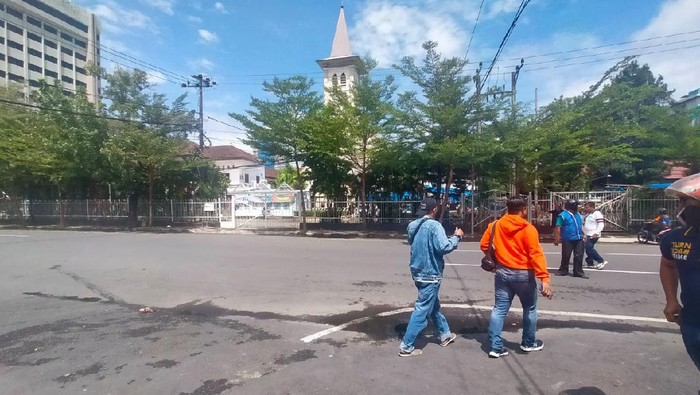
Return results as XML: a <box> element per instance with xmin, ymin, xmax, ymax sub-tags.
<box><xmin>554</xmin><ymin>199</ymin><xmax>587</xmax><ymax>278</ymax></box>
<box><xmin>398</xmin><ymin>197</ymin><xmax>464</xmax><ymax>357</ymax></box>
<box><xmin>583</xmin><ymin>202</ymin><xmax>608</xmax><ymax>270</ymax></box>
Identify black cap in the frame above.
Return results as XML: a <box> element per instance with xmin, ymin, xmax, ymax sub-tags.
<box><xmin>416</xmin><ymin>198</ymin><xmax>439</xmax><ymax>217</ymax></box>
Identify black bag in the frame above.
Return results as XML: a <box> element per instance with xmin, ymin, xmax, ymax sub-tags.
<box><xmin>481</xmin><ymin>220</ymin><xmax>499</xmax><ymax>272</ymax></box>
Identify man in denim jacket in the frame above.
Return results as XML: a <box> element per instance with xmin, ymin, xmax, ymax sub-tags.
<box><xmin>399</xmin><ymin>198</ymin><xmax>464</xmax><ymax>357</ymax></box>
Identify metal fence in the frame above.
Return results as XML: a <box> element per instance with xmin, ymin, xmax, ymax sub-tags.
<box><xmin>0</xmin><ymin>189</ymin><xmax>682</xmax><ymax>232</ymax></box>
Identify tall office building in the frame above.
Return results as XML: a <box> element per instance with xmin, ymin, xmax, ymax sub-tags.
<box><xmin>0</xmin><ymin>0</ymin><xmax>100</xmax><ymax>101</ymax></box>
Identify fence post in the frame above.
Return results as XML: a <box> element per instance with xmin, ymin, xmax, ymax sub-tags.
<box><xmin>86</xmin><ymin>199</ymin><xmax>89</xmax><ymax>220</ymax></box>
<box><xmin>232</xmin><ymin>195</ymin><xmax>236</xmax><ymax>229</ymax></box>
<box><xmin>170</xmin><ymin>199</ymin><xmax>174</xmax><ymax>223</ymax></box>
<box><xmin>527</xmin><ymin>192</ymin><xmax>533</xmax><ymax>223</ymax></box>
<box><xmin>217</xmin><ymin>198</ymin><xmax>222</xmax><ymax>224</ymax></box>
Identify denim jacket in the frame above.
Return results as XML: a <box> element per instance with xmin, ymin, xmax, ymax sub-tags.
<box><xmin>407</xmin><ymin>216</ymin><xmax>460</xmax><ymax>282</ymax></box>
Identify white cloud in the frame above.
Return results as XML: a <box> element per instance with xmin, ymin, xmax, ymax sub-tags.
<box><xmin>90</xmin><ymin>1</ymin><xmax>153</xmax><ymax>35</ymax></box>
<box><xmin>198</xmin><ymin>29</ymin><xmax>219</xmax><ymax>44</ymax></box>
<box><xmin>146</xmin><ymin>71</ymin><xmax>167</xmax><ymax>85</ymax></box>
<box><xmin>631</xmin><ymin>0</ymin><xmax>700</xmax><ymax>98</ymax></box>
<box><xmin>187</xmin><ymin>58</ymin><xmax>216</xmax><ymax>71</ymax></box>
<box><xmin>214</xmin><ymin>2</ymin><xmax>228</xmax><ymax>14</ymax></box>
<box><xmin>141</xmin><ymin>0</ymin><xmax>175</xmax><ymax>15</ymax></box>
<box><xmin>351</xmin><ymin>2</ymin><xmax>468</xmax><ymax>67</ymax></box>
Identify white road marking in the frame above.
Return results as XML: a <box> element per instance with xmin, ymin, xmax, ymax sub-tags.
<box><xmin>445</xmin><ymin>263</ymin><xmax>657</xmax><ymax>275</ymax></box>
<box><xmin>454</xmin><ymin>249</ymin><xmax>660</xmax><ymax>257</ymax></box>
<box><xmin>0</xmin><ymin>234</ymin><xmax>29</xmax><ymax>238</ymax></box>
<box><xmin>300</xmin><ymin>304</ymin><xmax>669</xmax><ymax>343</ymax></box>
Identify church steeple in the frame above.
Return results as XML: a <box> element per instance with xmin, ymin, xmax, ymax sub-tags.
<box><xmin>317</xmin><ymin>6</ymin><xmax>366</xmax><ymax>104</ymax></box>
<box><xmin>330</xmin><ymin>6</ymin><xmax>352</xmax><ymax>58</ymax></box>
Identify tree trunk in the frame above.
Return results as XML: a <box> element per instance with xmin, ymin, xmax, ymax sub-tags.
<box><xmin>148</xmin><ymin>173</ymin><xmax>154</xmax><ymax>227</ymax></box>
<box><xmin>294</xmin><ymin>160</ymin><xmax>307</xmax><ymax>231</ymax></box>
<box><xmin>58</xmin><ymin>185</ymin><xmax>65</xmax><ymax>227</ymax></box>
<box><xmin>128</xmin><ymin>193</ymin><xmax>139</xmax><ymax>228</ymax></box>
<box><xmin>438</xmin><ymin>164</ymin><xmax>454</xmax><ymax>222</ymax></box>
<box><xmin>360</xmin><ymin>169</ymin><xmax>367</xmax><ymax>231</ymax></box>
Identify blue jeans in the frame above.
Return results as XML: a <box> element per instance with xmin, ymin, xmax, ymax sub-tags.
<box><xmin>400</xmin><ymin>281</ymin><xmax>451</xmax><ymax>352</ymax></box>
<box><xmin>584</xmin><ymin>237</ymin><xmax>605</xmax><ymax>264</ymax></box>
<box><xmin>488</xmin><ymin>266</ymin><xmax>538</xmax><ymax>352</ymax></box>
<box><xmin>680</xmin><ymin>322</ymin><xmax>700</xmax><ymax>370</ymax></box>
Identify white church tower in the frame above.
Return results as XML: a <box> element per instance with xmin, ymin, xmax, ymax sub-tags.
<box><xmin>317</xmin><ymin>6</ymin><xmax>366</xmax><ymax>104</ymax></box>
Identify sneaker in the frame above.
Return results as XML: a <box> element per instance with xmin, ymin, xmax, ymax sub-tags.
<box><xmin>595</xmin><ymin>261</ymin><xmax>608</xmax><ymax>270</ymax></box>
<box><xmin>398</xmin><ymin>349</ymin><xmax>423</xmax><ymax>357</ymax></box>
<box><xmin>586</xmin><ymin>263</ymin><xmax>596</xmax><ymax>268</ymax></box>
<box><xmin>488</xmin><ymin>350</ymin><xmax>509</xmax><ymax>358</ymax></box>
<box><xmin>520</xmin><ymin>340</ymin><xmax>544</xmax><ymax>352</ymax></box>
<box><xmin>440</xmin><ymin>333</ymin><xmax>457</xmax><ymax>347</ymax></box>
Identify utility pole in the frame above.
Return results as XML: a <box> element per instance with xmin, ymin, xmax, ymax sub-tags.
<box><xmin>510</xmin><ymin>59</ymin><xmax>524</xmax><ymax>196</ymax></box>
<box><xmin>182</xmin><ymin>74</ymin><xmax>216</xmax><ymax>150</ymax></box>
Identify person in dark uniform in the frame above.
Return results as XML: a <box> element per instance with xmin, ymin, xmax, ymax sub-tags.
<box><xmin>554</xmin><ymin>199</ymin><xmax>587</xmax><ymax>278</ymax></box>
<box><xmin>659</xmin><ymin>173</ymin><xmax>700</xmax><ymax>370</ymax></box>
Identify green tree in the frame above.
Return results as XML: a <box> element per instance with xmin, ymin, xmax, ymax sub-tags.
<box><xmin>230</xmin><ymin>76</ymin><xmax>323</xmax><ymax>229</ymax></box>
<box><xmin>102</xmin><ymin>126</ymin><xmax>188</xmax><ymax>226</ymax></box>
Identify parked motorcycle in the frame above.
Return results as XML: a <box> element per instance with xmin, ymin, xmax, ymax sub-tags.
<box><xmin>637</xmin><ymin>221</ymin><xmax>671</xmax><ymax>244</ymax></box>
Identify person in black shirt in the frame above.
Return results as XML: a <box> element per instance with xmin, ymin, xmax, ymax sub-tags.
<box><xmin>659</xmin><ymin>173</ymin><xmax>700</xmax><ymax>370</ymax></box>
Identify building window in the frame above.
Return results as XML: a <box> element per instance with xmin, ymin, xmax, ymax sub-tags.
<box><xmin>29</xmin><ymin>79</ymin><xmax>41</xmax><ymax>88</ymax></box>
<box><xmin>332</xmin><ymin>74</ymin><xmax>338</xmax><ymax>85</ymax></box>
<box><xmin>44</xmin><ymin>24</ymin><xmax>57</xmax><ymax>35</ymax></box>
<box><xmin>76</xmin><ymin>66</ymin><xmax>86</xmax><ymax>75</ymax></box>
<box><xmin>45</xmin><ymin>54</ymin><xmax>57</xmax><ymax>64</ymax></box>
<box><xmin>0</xmin><ymin>54</ymin><xmax>5</xmax><ymax>61</ymax></box>
<box><xmin>6</xmin><ymin>6</ymin><xmax>23</xmax><ymax>19</ymax></box>
<box><xmin>60</xmin><ymin>32</ymin><xmax>74</xmax><ymax>43</ymax></box>
<box><xmin>28</xmin><ymin>48</ymin><xmax>42</xmax><ymax>57</ymax></box>
<box><xmin>61</xmin><ymin>47</ymin><xmax>73</xmax><ymax>56</ymax></box>
<box><xmin>8</xmin><ymin>40</ymin><xmax>23</xmax><ymax>51</ymax></box>
<box><xmin>28</xmin><ymin>32</ymin><xmax>42</xmax><ymax>42</ymax></box>
<box><xmin>0</xmin><ymin>37</ymin><xmax>4</xmax><ymax>44</ymax></box>
<box><xmin>45</xmin><ymin>39</ymin><xmax>57</xmax><ymax>49</ymax></box>
<box><xmin>75</xmin><ymin>52</ymin><xmax>86</xmax><ymax>61</ymax></box>
<box><xmin>61</xmin><ymin>60</ymin><xmax>73</xmax><ymax>70</ymax></box>
<box><xmin>256</xmin><ymin>176</ymin><xmax>260</xmax><ymax>183</ymax></box>
<box><xmin>45</xmin><ymin>69</ymin><xmax>58</xmax><ymax>78</ymax></box>
<box><xmin>27</xmin><ymin>16</ymin><xmax>42</xmax><ymax>28</ymax></box>
<box><xmin>23</xmin><ymin>0</ymin><xmax>89</xmax><ymax>32</ymax></box>
<box><xmin>0</xmin><ymin>70</ymin><xmax>5</xmax><ymax>78</ymax></box>
<box><xmin>74</xmin><ymin>39</ymin><xmax>86</xmax><ymax>49</ymax></box>
<box><xmin>61</xmin><ymin>75</ymin><xmax>74</xmax><ymax>84</ymax></box>
<box><xmin>244</xmin><ymin>174</ymin><xmax>249</xmax><ymax>183</ymax></box>
<box><xmin>340</xmin><ymin>73</ymin><xmax>347</xmax><ymax>85</ymax></box>
<box><xmin>8</xmin><ymin>56</ymin><xmax>24</xmax><ymax>67</ymax></box>
<box><xmin>29</xmin><ymin>63</ymin><xmax>42</xmax><ymax>73</ymax></box>
<box><xmin>8</xmin><ymin>73</ymin><xmax>24</xmax><ymax>82</ymax></box>
<box><xmin>0</xmin><ymin>20</ymin><xmax>4</xmax><ymax>27</ymax></box>
<box><xmin>7</xmin><ymin>23</ymin><xmax>23</xmax><ymax>35</ymax></box>
<box><xmin>76</xmin><ymin>80</ymin><xmax>86</xmax><ymax>88</ymax></box>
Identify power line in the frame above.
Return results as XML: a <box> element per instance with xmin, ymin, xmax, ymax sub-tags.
<box><xmin>207</xmin><ymin>116</ymin><xmax>248</xmax><ymax>132</ymax></box>
<box><xmin>0</xmin><ymin>97</ymin><xmax>194</xmax><ymax>127</ymax></box>
<box><xmin>482</xmin><ymin>0</ymin><xmax>532</xmax><ymax>85</ymax></box>
<box><xmin>464</xmin><ymin>0</ymin><xmax>485</xmax><ymax>61</ymax></box>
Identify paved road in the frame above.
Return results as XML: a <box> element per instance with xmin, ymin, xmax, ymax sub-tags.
<box><xmin>0</xmin><ymin>230</ymin><xmax>698</xmax><ymax>394</ymax></box>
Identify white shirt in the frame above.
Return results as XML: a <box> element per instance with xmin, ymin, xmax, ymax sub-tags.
<box><xmin>583</xmin><ymin>210</ymin><xmax>605</xmax><ymax>236</ymax></box>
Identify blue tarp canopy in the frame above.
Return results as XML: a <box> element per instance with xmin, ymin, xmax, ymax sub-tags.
<box><xmin>646</xmin><ymin>182</ymin><xmax>672</xmax><ymax>189</ymax></box>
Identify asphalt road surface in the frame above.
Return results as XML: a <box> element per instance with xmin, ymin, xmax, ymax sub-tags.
<box><xmin>1</xmin><ymin>230</ymin><xmax>698</xmax><ymax>394</ymax></box>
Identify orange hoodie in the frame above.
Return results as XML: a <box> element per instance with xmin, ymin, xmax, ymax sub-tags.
<box><xmin>480</xmin><ymin>214</ymin><xmax>550</xmax><ymax>284</ymax></box>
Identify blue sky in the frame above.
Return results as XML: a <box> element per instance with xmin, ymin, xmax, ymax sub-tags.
<box><xmin>71</xmin><ymin>0</ymin><xmax>700</xmax><ymax>150</ymax></box>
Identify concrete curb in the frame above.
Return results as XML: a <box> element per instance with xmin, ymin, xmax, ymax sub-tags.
<box><xmin>0</xmin><ymin>225</ymin><xmax>641</xmax><ymax>243</ymax></box>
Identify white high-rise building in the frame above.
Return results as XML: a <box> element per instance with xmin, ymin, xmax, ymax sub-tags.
<box><xmin>316</xmin><ymin>5</ymin><xmax>366</xmax><ymax>104</ymax></box>
<box><xmin>0</xmin><ymin>0</ymin><xmax>100</xmax><ymax>101</ymax></box>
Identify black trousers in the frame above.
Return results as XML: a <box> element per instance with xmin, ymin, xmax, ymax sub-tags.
<box><xmin>559</xmin><ymin>239</ymin><xmax>585</xmax><ymax>276</ymax></box>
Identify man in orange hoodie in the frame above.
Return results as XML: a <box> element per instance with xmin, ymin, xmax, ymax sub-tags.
<box><xmin>480</xmin><ymin>197</ymin><xmax>553</xmax><ymax>358</ymax></box>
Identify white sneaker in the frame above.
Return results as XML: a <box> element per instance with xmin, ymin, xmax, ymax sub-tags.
<box><xmin>595</xmin><ymin>261</ymin><xmax>608</xmax><ymax>270</ymax></box>
<box><xmin>520</xmin><ymin>340</ymin><xmax>544</xmax><ymax>352</ymax></box>
<box><xmin>488</xmin><ymin>350</ymin><xmax>509</xmax><ymax>358</ymax></box>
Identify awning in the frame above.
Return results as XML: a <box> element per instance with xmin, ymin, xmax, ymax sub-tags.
<box><xmin>645</xmin><ymin>182</ymin><xmax>672</xmax><ymax>189</ymax></box>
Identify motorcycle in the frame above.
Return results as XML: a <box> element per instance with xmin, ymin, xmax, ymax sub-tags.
<box><xmin>637</xmin><ymin>221</ymin><xmax>671</xmax><ymax>244</ymax></box>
